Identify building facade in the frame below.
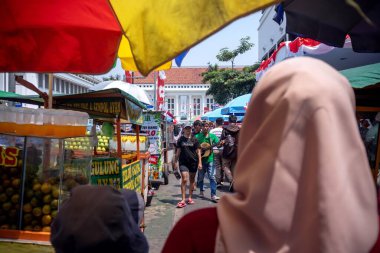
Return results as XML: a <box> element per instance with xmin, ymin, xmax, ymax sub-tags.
<box><xmin>258</xmin><ymin>6</ymin><xmax>287</xmax><ymax>61</ymax></box>
<box><xmin>0</xmin><ymin>73</ymin><xmax>101</xmax><ymax>106</ymax></box>
<box><xmin>132</xmin><ymin>67</ymin><xmax>216</xmax><ymax>122</ymax></box>
<box><xmin>258</xmin><ymin>6</ymin><xmax>380</xmax><ymax>70</ymax></box>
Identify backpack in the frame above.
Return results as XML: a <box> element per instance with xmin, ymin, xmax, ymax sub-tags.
<box><xmin>222</xmin><ymin>128</ymin><xmax>239</xmax><ymax>159</ymax></box>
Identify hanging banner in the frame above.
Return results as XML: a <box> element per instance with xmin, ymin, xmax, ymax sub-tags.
<box><xmin>141</xmin><ymin>112</ymin><xmax>163</xmax><ymax>180</ymax></box>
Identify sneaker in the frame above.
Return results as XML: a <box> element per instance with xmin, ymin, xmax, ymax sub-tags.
<box><xmin>199</xmin><ymin>191</ymin><xmax>204</xmax><ymax>198</ymax></box>
<box><xmin>211</xmin><ymin>195</ymin><xmax>220</xmax><ymax>202</ymax></box>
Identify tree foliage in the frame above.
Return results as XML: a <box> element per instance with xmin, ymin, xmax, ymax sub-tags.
<box><xmin>216</xmin><ymin>36</ymin><xmax>254</xmax><ymax>69</ymax></box>
<box><xmin>202</xmin><ymin>66</ymin><xmax>258</xmax><ymax>105</ymax></box>
<box><xmin>202</xmin><ymin>37</ymin><xmax>259</xmax><ymax>105</ymax></box>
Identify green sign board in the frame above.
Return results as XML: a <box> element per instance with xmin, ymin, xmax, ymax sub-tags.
<box><xmin>91</xmin><ymin>157</ymin><xmax>122</xmax><ymax>189</ymax></box>
<box><xmin>91</xmin><ymin>157</ymin><xmax>141</xmax><ymax>192</ymax></box>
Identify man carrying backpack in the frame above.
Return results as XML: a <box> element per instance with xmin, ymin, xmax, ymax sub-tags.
<box><xmin>220</xmin><ymin>115</ymin><xmax>240</xmax><ymax>191</ymax></box>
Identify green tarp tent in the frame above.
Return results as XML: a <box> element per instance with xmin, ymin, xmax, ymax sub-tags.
<box><xmin>340</xmin><ymin>62</ymin><xmax>380</xmax><ymax>107</ymax></box>
<box><xmin>341</xmin><ymin>62</ymin><xmax>380</xmax><ymax>88</ymax></box>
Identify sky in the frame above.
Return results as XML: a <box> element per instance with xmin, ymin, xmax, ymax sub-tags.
<box><xmin>96</xmin><ymin>11</ymin><xmax>261</xmax><ymax>78</ymax></box>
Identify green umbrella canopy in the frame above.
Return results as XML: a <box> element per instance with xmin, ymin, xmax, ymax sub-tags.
<box><xmin>340</xmin><ymin>63</ymin><xmax>380</xmax><ymax>88</ymax></box>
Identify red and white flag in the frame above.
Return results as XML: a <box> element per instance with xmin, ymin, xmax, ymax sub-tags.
<box><xmin>156</xmin><ymin>70</ymin><xmax>166</xmax><ymax>110</ymax></box>
<box><xmin>125</xmin><ymin>70</ymin><xmax>133</xmax><ymax>83</ymax></box>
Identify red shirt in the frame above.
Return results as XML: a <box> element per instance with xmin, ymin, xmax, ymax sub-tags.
<box><xmin>162</xmin><ymin>208</ymin><xmax>218</xmax><ymax>253</ymax></box>
<box><xmin>162</xmin><ymin>207</ymin><xmax>380</xmax><ymax>253</ymax></box>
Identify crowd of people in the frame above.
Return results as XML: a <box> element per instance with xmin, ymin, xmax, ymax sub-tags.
<box><xmin>49</xmin><ymin>57</ymin><xmax>380</xmax><ymax>253</ymax></box>
<box><xmin>163</xmin><ymin>57</ymin><xmax>380</xmax><ymax>252</ymax></box>
<box><xmin>173</xmin><ymin>115</ymin><xmax>240</xmax><ymax>208</ymax></box>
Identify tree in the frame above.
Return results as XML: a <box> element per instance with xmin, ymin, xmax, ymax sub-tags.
<box><xmin>216</xmin><ymin>36</ymin><xmax>254</xmax><ymax>69</ymax></box>
<box><xmin>203</xmin><ymin>66</ymin><xmax>258</xmax><ymax>105</ymax></box>
<box><xmin>102</xmin><ymin>74</ymin><xmax>121</xmax><ymax>81</ymax></box>
<box><xmin>202</xmin><ymin>37</ymin><xmax>259</xmax><ymax>105</ymax></box>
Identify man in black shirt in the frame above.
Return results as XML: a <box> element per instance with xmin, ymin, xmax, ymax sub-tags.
<box><xmin>174</xmin><ymin>124</ymin><xmax>202</xmax><ymax>208</ymax></box>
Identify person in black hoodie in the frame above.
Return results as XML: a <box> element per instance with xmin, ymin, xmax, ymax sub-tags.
<box><xmin>51</xmin><ymin>185</ymin><xmax>148</xmax><ymax>253</ymax></box>
<box><xmin>220</xmin><ymin>115</ymin><xmax>240</xmax><ymax>191</ymax></box>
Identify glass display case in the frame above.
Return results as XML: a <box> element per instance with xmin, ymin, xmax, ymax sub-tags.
<box><xmin>0</xmin><ymin>134</ymin><xmax>91</xmax><ymax>232</ymax></box>
<box><xmin>109</xmin><ymin>133</ymin><xmax>148</xmax><ymax>153</ymax></box>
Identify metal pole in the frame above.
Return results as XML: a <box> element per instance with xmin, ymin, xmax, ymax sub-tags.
<box><xmin>48</xmin><ymin>74</ymin><xmax>53</xmax><ymax>108</ymax></box>
<box><xmin>153</xmin><ymin>72</ymin><xmax>157</xmax><ymax>110</ymax></box>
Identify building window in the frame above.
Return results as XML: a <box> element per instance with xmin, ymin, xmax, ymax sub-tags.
<box><xmin>206</xmin><ymin>97</ymin><xmax>214</xmax><ymax>111</ymax></box>
<box><xmin>38</xmin><ymin>74</ymin><xmax>43</xmax><ymax>88</ymax></box>
<box><xmin>193</xmin><ymin>97</ymin><xmax>201</xmax><ymax>116</ymax></box>
<box><xmin>59</xmin><ymin>79</ymin><xmax>63</xmax><ymax>93</ymax></box>
<box><xmin>165</xmin><ymin>97</ymin><xmax>175</xmax><ymax>115</ymax></box>
<box><xmin>53</xmin><ymin>79</ymin><xmax>57</xmax><ymax>92</ymax></box>
<box><xmin>65</xmin><ymin>81</ymin><xmax>69</xmax><ymax>94</ymax></box>
<box><xmin>44</xmin><ymin>75</ymin><xmax>49</xmax><ymax>89</ymax></box>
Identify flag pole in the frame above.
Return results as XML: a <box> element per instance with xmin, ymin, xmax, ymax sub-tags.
<box><xmin>153</xmin><ymin>72</ymin><xmax>157</xmax><ymax>110</ymax></box>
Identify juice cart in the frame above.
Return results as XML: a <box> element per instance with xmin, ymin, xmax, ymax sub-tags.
<box><xmin>0</xmin><ymin>106</ymin><xmax>91</xmax><ymax>241</ymax></box>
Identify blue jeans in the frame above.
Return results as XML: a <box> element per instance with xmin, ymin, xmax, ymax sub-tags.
<box><xmin>197</xmin><ymin>161</ymin><xmax>217</xmax><ymax>197</ymax></box>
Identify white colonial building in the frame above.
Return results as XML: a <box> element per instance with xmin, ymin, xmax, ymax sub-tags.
<box><xmin>132</xmin><ymin>67</ymin><xmax>216</xmax><ymax>122</ymax></box>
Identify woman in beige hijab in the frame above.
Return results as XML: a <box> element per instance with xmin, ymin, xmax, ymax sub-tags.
<box><xmin>162</xmin><ymin>57</ymin><xmax>379</xmax><ymax>253</ymax></box>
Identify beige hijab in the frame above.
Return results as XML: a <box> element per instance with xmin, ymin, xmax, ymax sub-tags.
<box><xmin>216</xmin><ymin>57</ymin><xmax>378</xmax><ymax>253</ymax></box>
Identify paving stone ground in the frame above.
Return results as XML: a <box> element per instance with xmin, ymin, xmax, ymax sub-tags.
<box><xmin>144</xmin><ymin>173</ymin><xmax>231</xmax><ymax>253</ymax></box>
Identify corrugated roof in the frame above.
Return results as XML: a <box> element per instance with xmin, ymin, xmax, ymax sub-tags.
<box><xmin>133</xmin><ymin>67</ymin><xmax>208</xmax><ymax>84</ymax></box>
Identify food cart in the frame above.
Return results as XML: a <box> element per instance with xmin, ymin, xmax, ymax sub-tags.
<box><xmin>0</xmin><ymin>87</ymin><xmax>149</xmax><ymax>240</ymax></box>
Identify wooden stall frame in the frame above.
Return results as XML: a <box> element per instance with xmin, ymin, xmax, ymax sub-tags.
<box><xmin>0</xmin><ymin>229</ymin><xmax>50</xmax><ymax>242</ymax></box>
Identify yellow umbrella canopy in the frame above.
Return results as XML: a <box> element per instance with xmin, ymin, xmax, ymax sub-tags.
<box><xmin>111</xmin><ymin>0</ymin><xmax>278</xmax><ymax>75</ymax></box>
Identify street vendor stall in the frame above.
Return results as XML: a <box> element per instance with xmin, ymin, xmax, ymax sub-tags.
<box><xmin>0</xmin><ymin>87</ymin><xmax>149</xmax><ymax>240</ymax></box>
<box><xmin>342</xmin><ymin>63</ymin><xmax>380</xmax><ymax>182</ymax></box>
<box><xmin>50</xmin><ymin>88</ymin><xmax>150</xmax><ymax>201</ymax></box>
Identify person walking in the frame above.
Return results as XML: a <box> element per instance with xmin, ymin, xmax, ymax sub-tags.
<box><xmin>209</xmin><ymin>117</ymin><xmax>224</xmax><ymax>188</ymax></box>
<box><xmin>174</xmin><ymin>124</ymin><xmax>202</xmax><ymax>208</ymax></box>
<box><xmin>192</xmin><ymin>120</ymin><xmax>202</xmax><ymax>136</ymax></box>
<box><xmin>220</xmin><ymin>114</ymin><xmax>240</xmax><ymax>191</ymax></box>
<box><xmin>196</xmin><ymin>121</ymin><xmax>220</xmax><ymax>202</ymax></box>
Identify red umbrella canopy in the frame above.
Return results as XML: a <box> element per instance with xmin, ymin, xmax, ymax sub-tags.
<box><xmin>0</xmin><ymin>0</ymin><xmax>122</xmax><ymax>74</ymax></box>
